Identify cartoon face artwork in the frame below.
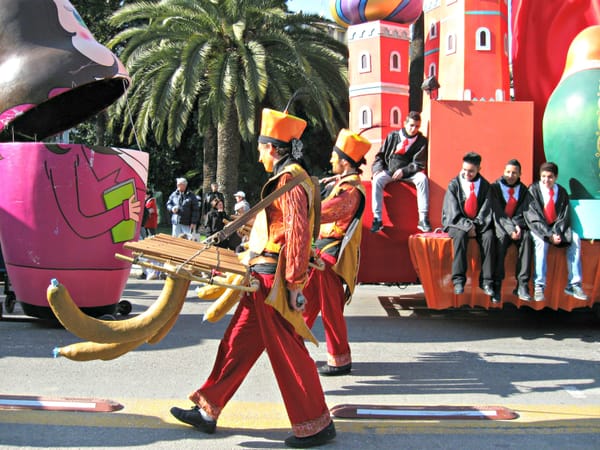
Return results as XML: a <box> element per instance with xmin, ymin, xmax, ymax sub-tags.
<box><xmin>53</xmin><ymin>0</ymin><xmax>117</xmax><ymax>67</ymax></box>
<box><xmin>0</xmin><ymin>0</ymin><xmax>130</xmax><ymax>141</ymax></box>
<box><xmin>0</xmin><ymin>142</ymin><xmax>149</xmax><ymax>311</ymax></box>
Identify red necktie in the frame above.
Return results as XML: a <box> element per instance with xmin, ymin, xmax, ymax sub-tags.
<box><xmin>544</xmin><ymin>188</ymin><xmax>557</xmax><ymax>224</ymax></box>
<box><xmin>394</xmin><ymin>138</ymin><xmax>409</xmax><ymax>155</ymax></box>
<box><xmin>464</xmin><ymin>182</ymin><xmax>477</xmax><ymax>218</ymax></box>
<box><xmin>505</xmin><ymin>187</ymin><xmax>517</xmax><ymax>217</ymax></box>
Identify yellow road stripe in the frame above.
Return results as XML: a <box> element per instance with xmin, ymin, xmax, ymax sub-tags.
<box><xmin>1</xmin><ymin>401</ymin><xmax>599</xmax><ymax>434</ymax></box>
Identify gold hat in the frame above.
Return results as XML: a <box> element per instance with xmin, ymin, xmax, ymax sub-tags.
<box><xmin>334</xmin><ymin>129</ymin><xmax>371</xmax><ymax>164</ymax></box>
<box><xmin>258</xmin><ymin>108</ymin><xmax>307</xmax><ymax>147</ymax></box>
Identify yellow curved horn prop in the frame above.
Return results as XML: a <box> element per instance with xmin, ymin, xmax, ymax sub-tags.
<box><xmin>53</xmin><ymin>338</ymin><xmax>148</xmax><ymax>361</ymax></box>
<box><xmin>47</xmin><ymin>276</ymin><xmax>191</xmax><ymax>344</ymax></box>
<box><xmin>203</xmin><ymin>274</ymin><xmax>247</xmax><ymax>323</ymax></box>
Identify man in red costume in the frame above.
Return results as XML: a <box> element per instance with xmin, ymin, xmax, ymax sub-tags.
<box><xmin>170</xmin><ymin>107</ymin><xmax>336</xmax><ymax>448</ymax></box>
<box><xmin>303</xmin><ymin>129</ymin><xmax>371</xmax><ymax>376</ymax></box>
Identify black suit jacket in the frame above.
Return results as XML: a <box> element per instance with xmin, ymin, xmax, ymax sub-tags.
<box><xmin>489</xmin><ymin>178</ymin><xmax>529</xmax><ymax>239</ymax></box>
<box><xmin>442</xmin><ymin>175</ymin><xmax>493</xmax><ymax>234</ymax></box>
<box><xmin>524</xmin><ymin>182</ymin><xmax>572</xmax><ymax>246</ymax></box>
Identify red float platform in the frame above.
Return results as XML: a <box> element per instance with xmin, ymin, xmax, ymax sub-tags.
<box><xmin>358</xmin><ymin>181</ymin><xmax>419</xmax><ymax>284</ymax></box>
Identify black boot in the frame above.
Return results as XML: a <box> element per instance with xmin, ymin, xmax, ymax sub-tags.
<box><xmin>170</xmin><ymin>406</ymin><xmax>216</xmax><ymax>433</ymax></box>
<box><xmin>285</xmin><ymin>421</ymin><xmax>336</xmax><ymax>448</ymax></box>
<box><xmin>318</xmin><ymin>363</ymin><xmax>351</xmax><ymax>376</ymax></box>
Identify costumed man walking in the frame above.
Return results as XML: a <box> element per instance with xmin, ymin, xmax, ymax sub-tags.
<box><xmin>170</xmin><ymin>105</ymin><xmax>336</xmax><ymax>448</ymax></box>
<box><xmin>303</xmin><ymin>129</ymin><xmax>371</xmax><ymax>376</ymax></box>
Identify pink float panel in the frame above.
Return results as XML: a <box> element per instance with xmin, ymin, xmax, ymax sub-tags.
<box><xmin>0</xmin><ymin>142</ymin><xmax>148</xmax><ymax>310</ymax></box>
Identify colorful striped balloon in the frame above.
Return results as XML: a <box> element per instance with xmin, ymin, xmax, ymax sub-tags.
<box><xmin>330</xmin><ymin>0</ymin><xmax>423</xmax><ymax>27</ymax></box>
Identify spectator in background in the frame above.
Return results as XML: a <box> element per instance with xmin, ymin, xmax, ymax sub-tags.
<box><xmin>205</xmin><ymin>198</ymin><xmax>228</xmax><ymax>237</ymax></box>
<box><xmin>233</xmin><ymin>191</ymin><xmax>251</xmax><ymax>216</ymax></box>
<box><xmin>166</xmin><ymin>177</ymin><xmax>199</xmax><ymax>238</ymax></box>
<box><xmin>202</xmin><ymin>182</ymin><xmax>225</xmax><ymax>220</ymax></box>
<box><xmin>141</xmin><ymin>189</ymin><xmax>158</xmax><ymax>238</ymax></box>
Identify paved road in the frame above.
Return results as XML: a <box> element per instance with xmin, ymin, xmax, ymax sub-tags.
<box><xmin>1</xmin><ymin>278</ymin><xmax>599</xmax><ymax>449</ymax></box>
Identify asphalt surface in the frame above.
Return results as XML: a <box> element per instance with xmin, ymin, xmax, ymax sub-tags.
<box><xmin>1</xmin><ymin>271</ymin><xmax>599</xmax><ymax>449</ymax></box>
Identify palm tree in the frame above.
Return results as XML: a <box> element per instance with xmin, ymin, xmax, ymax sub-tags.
<box><xmin>108</xmin><ymin>0</ymin><xmax>348</xmax><ymax>211</ymax></box>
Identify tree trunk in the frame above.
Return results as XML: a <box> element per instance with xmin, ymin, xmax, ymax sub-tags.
<box><xmin>95</xmin><ymin>110</ymin><xmax>108</xmax><ymax>146</ymax></box>
<box><xmin>216</xmin><ymin>106</ymin><xmax>241</xmax><ymax>214</ymax></box>
<box><xmin>203</xmin><ymin>123</ymin><xmax>217</xmax><ymax>194</ymax></box>
<box><xmin>409</xmin><ymin>12</ymin><xmax>425</xmax><ymax>113</ymax></box>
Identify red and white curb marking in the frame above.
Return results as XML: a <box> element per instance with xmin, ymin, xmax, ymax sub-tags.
<box><xmin>331</xmin><ymin>404</ymin><xmax>518</xmax><ymax>420</ymax></box>
<box><xmin>0</xmin><ymin>395</ymin><xmax>123</xmax><ymax>412</ymax></box>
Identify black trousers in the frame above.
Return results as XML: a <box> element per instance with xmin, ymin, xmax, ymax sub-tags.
<box><xmin>448</xmin><ymin>227</ymin><xmax>495</xmax><ymax>286</ymax></box>
<box><xmin>494</xmin><ymin>230</ymin><xmax>532</xmax><ymax>285</ymax></box>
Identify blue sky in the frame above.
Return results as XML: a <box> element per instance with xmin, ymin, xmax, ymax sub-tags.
<box><xmin>287</xmin><ymin>0</ymin><xmax>333</xmax><ymax>20</ymax></box>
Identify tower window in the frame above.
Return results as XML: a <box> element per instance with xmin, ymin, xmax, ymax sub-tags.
<box><xmin>390</xmin><ymin>51</ymin><xmax>401</xmax><ymax>72</ymax></box>
<box><xmin>428</xmin><ymin>63</ymin><xmax>437</xmax><ymax>77</ymax></box>
<box><xmin>359</xmin><ymin>52</ymin><xmax>371</xmax><ymax>73</ymax></box>
<box><xmin>446</xmin><ymin>33</ymin><xmax>456</xmax><ymax>54</ymax></box>
<box><xmin>390</xmin><ymin>107</ymin><xmax>402</xmax><ymax>126</ymax></box>
<box><xmin>429</xmin><ymin>22</ymin><xmax>438</xmax><ymax>39</ymax></box>
<box><xmin>475</xmin><ymin>27</ymin><xmax>491</xmax><ymax>51</ymax></box>
<box><xmin>359</xmin><ymin>106</ymin><xmax>373</xmax><ymax>128</ymax></box>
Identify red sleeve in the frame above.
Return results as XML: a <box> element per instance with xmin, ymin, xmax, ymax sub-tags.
<box><xmin>279</xmin><ymin>173</ymin><xmax>310</xmax><ymax>290</ymax></box>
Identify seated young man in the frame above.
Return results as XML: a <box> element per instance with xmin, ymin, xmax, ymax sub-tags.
<box><xmin>370</xmin><ymin>111</ymin><xmax>431</xmax><ymax>233</ymax></box>
<box><xmin>524</xmin><ymin>162</ymin><xmax>588</xmax><ymax>302</ymax></box>
<box><xmin>442</xmin><ymin>152</ymin><xmax>496</xmax><ymax>297</ymax></box>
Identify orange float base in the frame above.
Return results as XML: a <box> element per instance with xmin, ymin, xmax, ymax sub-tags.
<box><xmin>409</xmin><ymin>233</ymin><xmax>599</xmax><ymax>311</ymax></box>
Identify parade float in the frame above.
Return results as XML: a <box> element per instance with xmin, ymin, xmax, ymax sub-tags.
<box><xmin>0</xmin><ymin>0</ymin><xmax>148</xmax><ymax>318</ymax></box>
<box><xmin>333</xmin><ymin>0</ymin><xmax>599</xmax><ymax>312</ymax></box>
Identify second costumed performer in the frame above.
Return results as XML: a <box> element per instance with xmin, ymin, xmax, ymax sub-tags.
<box><xmin>303</xmin><ymin>129</ymin><xmax>371</xmax><ymax>376</ymax></box>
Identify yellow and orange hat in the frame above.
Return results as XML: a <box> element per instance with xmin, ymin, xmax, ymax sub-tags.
<box><xmin>258</xmin><ymin>108</ymin><xmax>307</xmax><ymax>148</ymax></box>
<box><xmin>334</xmin><ymin>128</ymin><xmax>371</xmax><ymax>166</ymax></box>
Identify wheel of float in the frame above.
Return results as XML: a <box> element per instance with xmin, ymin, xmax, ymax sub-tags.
<box><xmin>4</xmin><ymin>292</ymin><xmax>16</xmax><ymax>314</ymax></box>
<box><xmin>592</xmin><ymin>303</ymin><xmax>600</xmax><ymax>320</ymax></box>
<box><xmin>117</xmin><ymin>300</ymin><xmax>132</xmax><ymax>316</ymax></box>
<box><xmin>98</xmin><ymin>314</ymin><xmax>116</xmax><ymax>321</ymax></box>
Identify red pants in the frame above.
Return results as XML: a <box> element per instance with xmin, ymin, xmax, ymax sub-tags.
<box><xmin>189</xmin><ymin>272</ymin><xmax>331</xmax><ymax>437</ymax></box>
<box><xmin>303</xmin><ymin>255</ymin><xmax>351</xmax><ymax>367</ymax></box>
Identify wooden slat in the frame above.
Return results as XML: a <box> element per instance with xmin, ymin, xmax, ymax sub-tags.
<box><xmin>124</xmin><ymin>234</ymin><xmax>247</xmax><ymax>275</ymax></box>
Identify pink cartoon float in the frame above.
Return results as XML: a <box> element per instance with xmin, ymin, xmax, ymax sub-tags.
<box><xmin>0</xmin><ymin>0</ymin><xmax>147</xmax><ymax>318</ymax></box>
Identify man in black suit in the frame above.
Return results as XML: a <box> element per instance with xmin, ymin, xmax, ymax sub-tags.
<box><xmin>489</xmin><ymin>159</ymin><xmax>532</xmax><ymax>303</ymax></box>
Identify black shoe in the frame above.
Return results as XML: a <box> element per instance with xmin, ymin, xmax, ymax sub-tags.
<box><xmin>285</xmin><ymin>421</ymin><xmax>336</xmax><ymax>448</ymax></box>
<box><xmin>417</xmin><ymin>219</ymin><xmax>432</xmax><ymax>232</ymax></box>
<box><xmin>318</xmin><ymin>363</ymin><xmax>351</xmax><ymax>376</ymax></box>
<box><xmin>136</xmin><ymin>273</ymin><xmax>146</xmax><ymax>280</ymax></box>
<box><xmin>170</xmin><ymin>406</ymin><xmax>216</xmax><ymax>433</ymax></box>
<box><xmin>481</xmin><ymin>284</ymin><xmax>495</xmax><ymax>297</ymax></box>
<box><xmin>454</xmin><ymin>283</ymin><xmax>464</xmax><ymax>295</ymax></box>
<box><xmin>370</xmin><ymin>218</ymin><xmax>383</xmax><ymax>233</ymax></box>
<box><xmin>513</xmin><ymin>284</ymin><xmax>532</xmax><ymax>301</ymax></box>
<box><xmin>490</xmin><ymin>282</ymin><xmax>502</xmax><ymax>304</ymax></box>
